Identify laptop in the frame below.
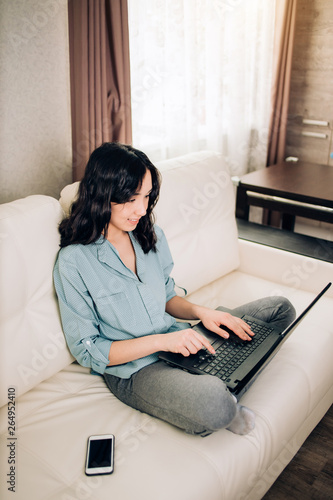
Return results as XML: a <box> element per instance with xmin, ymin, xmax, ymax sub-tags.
<box><xmin>159</xmin><ymin>282</ymin><xmax>331</xmax><ymax>395</ymax></box>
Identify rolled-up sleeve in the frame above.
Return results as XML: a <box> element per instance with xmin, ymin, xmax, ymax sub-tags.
<box><xmin>53</xmin><ymin>257</ymin><xmax>111</xmax><ymax>375</ymax></box>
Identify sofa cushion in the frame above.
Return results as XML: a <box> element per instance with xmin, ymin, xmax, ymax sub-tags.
<box><xmin>2</xmin><ymin>276</ymin><xmax>332</xmax><ymax>500</ymax></box>
<box><xmin>154</xmin><ymin>151</ymin><xmax>240</xmax><ymax>294</ymax></box>
<box><xmin>0</xmin><ymin>196</ymin><xmax>73</xmax><ymax>406</ymax></box>
<box><xmin>59</xmin><ymin>151</ymin><xmax>240</xmax><ymax>296</ymax></box>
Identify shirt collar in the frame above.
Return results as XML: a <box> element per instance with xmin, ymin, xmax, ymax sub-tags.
<box><xmin>96</xmin><ymin>233</ymin><xmax>146</xmax><ymax>281</ymax></box>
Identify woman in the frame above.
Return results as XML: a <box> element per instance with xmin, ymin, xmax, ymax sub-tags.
<box><xmin>53</xmin><ymin>142</ymin><xmax>295</xmax><ymax>436</ymax></box>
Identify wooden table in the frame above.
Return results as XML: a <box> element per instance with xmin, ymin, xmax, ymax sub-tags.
<box><xmin>235</xmin><ymin>161</ymin><xmax>333</xmax><ymax>230</ymax></box>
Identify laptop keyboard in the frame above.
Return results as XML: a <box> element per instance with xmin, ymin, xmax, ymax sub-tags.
<box><xmin>193</xmin><ymin>319</ymin><xmax>274</xmax><ymax>382</ymax></box>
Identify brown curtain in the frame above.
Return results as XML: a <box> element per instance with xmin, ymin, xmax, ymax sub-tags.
<box><xmin>68</xmin><ymin>0</ymin><xmax>132</xmax><ymax>181</ymax></box>
<box><xmin>264</xmin><ymin>0</ymin><xmax>297</xmax><ymax>227</ymax></box>
<box><xmin>267</xmin><ymin>0</ymin><xmax>298</xmax><ymax>166</ymax></box>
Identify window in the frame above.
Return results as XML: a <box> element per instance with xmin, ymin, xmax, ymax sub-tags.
<box><xmin>128</xmin><ymin>0</ymin><xmax>276</xmax><ymax>175</ymax></box>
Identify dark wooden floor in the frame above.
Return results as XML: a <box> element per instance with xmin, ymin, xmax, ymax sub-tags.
<box><xmin>263</xmin><ymin>404</ymin><xmax>333</xmax><ymax>499</ymax></box>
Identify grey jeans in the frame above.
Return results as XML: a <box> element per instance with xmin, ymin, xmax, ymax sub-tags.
<box><xmin>104</xmin><ymin>296</ymin><xmax>296</xmax><ymax>435</ymax></box>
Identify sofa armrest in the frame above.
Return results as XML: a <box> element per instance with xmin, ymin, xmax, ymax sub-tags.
<box><xmin>236</xmin><ymin>219</ymin><xmax>333</xmax><ymax>263</ymax></box>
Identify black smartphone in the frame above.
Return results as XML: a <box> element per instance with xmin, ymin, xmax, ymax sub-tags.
<box><xmin>85</xmin><ymin>434</ymin><xmax>115</xmax><ymax>476</ymax></box>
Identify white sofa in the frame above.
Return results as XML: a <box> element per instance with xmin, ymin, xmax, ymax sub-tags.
<box><xmin>1</xmin><ymin>151</ymin><xmax>332</xmax><ymax>500</ymax></box>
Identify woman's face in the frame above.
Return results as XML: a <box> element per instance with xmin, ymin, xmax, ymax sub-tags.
<box><xmin>109</xmin><ymin>169</ymin><xmax>153</xmax><ymax>235</ymax></box>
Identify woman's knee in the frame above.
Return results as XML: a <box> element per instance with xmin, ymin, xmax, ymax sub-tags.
<box><xmin>252</xmin><ymin>295</ymin><xmax>296</xmax><ymax>331</ymax></box>
<box><xmin>274</xmin><ymin>296</ymin><xmax>296</xmax><ymax>327</ymax></box>
<box><xmin>281</xmin><ymin>296</ymin><xmax>296</xmax><ymax>319</ymax></box>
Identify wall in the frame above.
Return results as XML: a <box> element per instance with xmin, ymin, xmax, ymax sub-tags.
<box><xmin>285</xmin><ymin>0</ymin><xmax>333</xmax><ymax>166</ymax></box>
<box><xmin>0</xmin><ymin>0</ymin><xmax>72</xmax><ymax>204</ymax></box>
<box><xmin>284</xmin><ymin>0</ymin><xmax>333</xmax><ymax>240</ymax></box>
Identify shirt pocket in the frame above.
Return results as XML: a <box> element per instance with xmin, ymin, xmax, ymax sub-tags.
<box><xmin>95</xmin><ymin>292</ymin><xmax>136</xmax><ymax>331</ymax></box>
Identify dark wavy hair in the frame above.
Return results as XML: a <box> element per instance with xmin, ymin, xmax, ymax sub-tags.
<box><xmin>59</xmin><ymin>143</ymin><xmax>161</xmax><ymax>253</ymax></box>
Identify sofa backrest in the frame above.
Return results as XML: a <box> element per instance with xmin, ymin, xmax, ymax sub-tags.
<box><xmin>0</xmin><ymin>196</ymin><xmax>74</xmax><ymax>406</ymax></box>
<box><xmin>0</xmin><ymin>151</ymin><xmax>239</xmax><ymax>404</ymax></box>
<box><xmin>59</xmin><ymin>150</ymin><xmax>240</xmax><ymax>296</ymax></box>
<box><xmin>154</xmin><ymin>151</ymin><xmax>239</xmax><ymax>294</ymax></box>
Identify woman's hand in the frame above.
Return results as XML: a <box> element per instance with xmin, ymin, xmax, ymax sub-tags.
<box><xmin>165</xmin><ymin>296</ymin><xmax>253</xmax><ymax>344</ymax></box>
<box><xmin>198</xmin><ymin>308</ymin><xmax>254</xmax><ymax>341</ymax></box>
<box><xmin>161</xmin><ymin>328</ymin><xmax>216</xmax><ymax>357</ymax></box>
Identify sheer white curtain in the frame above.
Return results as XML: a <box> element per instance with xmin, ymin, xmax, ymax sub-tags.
<box><xmin>128</xmin><ymin>0</ymin><xmax>276</xmax><ymax>176</ymax></box>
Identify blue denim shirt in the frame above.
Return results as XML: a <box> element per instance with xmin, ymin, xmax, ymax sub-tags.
<box><xmin>53</xmin><ymin>226</ymin><xmax>189</xmax><ymax>378</ymax></box>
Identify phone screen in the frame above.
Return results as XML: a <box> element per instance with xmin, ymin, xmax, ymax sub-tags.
<box><xmin>85</xmin><ymin>435</ymin><xmax>114</xmax><ymax>475</ymax></box>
